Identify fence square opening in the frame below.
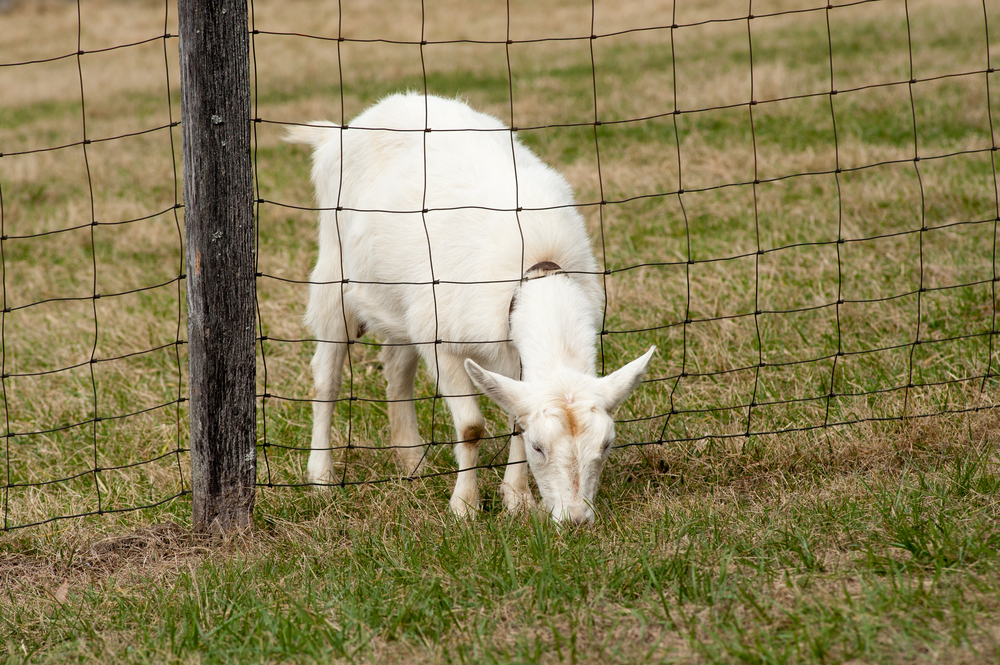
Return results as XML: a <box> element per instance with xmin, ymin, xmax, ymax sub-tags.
<box><xmin>918</xmin><ymin>282</ymin><xmax>994</xmax><ymax>353</ymax></box>
<box><xmin>827</xmin><ymin>1</ymin><xmax>909</xmax><ymax>92</ymax></box>
<box><xmin>754</xmin><ymin>174</ymin><xmax>841</xmax><ymax>249</ymax></box>
<box><xmin>757</xmin><ymin>300</ymin><xmax>839</xmax><ymax>368</ymax></box>
<box><xmin>0</xmin><ymin>148</ymin><xmax>94</xmax><ymax>238</ymax></box>
<box><xmin>604</xmin><ymin>262</ymin><xmax>687</xmax><ymax>335</ymax></box>
<box><xmin>600</xmin><ymin>194</ymin><xmax>686</xmax><ymax>268</ymax></box>
<box><xmin>675</xmin><ymin>106</ymin><xmax>755</xmax><ymax>191</ymax></box>
<box><xmin>757</xmin><ymin>242</ymin><xmax>840</xmax><ymax>311</ymax></box>
<box><xmin>420</xmin><ymin>41</ymin><xmax>511</xmax><ymax>112</ymax></box>
<box><xmin>671</xmin><ymin>19</ymin><xmax>751</xmax><ymax>111</ymax></box>
<box><xmin>594</xmin><ymin>117</ymin><xmax>679</xmax><ymax>204</ymax></box>
<box><xmin>590</xmin><ymin>29</ymin><xmax>675</xmax><ymax>123</ymax></box>
<box><xmin>747</xmin><ymin>7</ymin><xmax>832</xmax><ymax>101</ymax></box>
<box><xmin>920</xmin><ymin>152</ymin><xmax>997</xmax><ymax>230</ymax></box>
<box><xmin>832</xmin><ymin>84</ymin><xmax>917</xmax><ymax>163</ymax></box>
<box><xmin>839</xmin><ymin>161</ymin><xmax>922</xmax><ymax>239</ymax></box>
<box><xmin>838</xmin><ymin>295</ymin><xmax>918</xmax><ymax>370</ymax></box>
<box><xmin>506</xmin><ymin>38</ymin><xmax>597</xmax><ymax>130</ymax></box>
<box><xmin>906</xmin><ymin>0</ymin><xmax>989</xmax><ymax>81</ymax></box>
<box><xmin>749</xmin><ymin>361</ymin><xmax>833</xmax><ymax>435</ymax></box>
<box><xmin>681</xmin><ymin>186</ymin><xmax>757</xmax><ymax>261</ymax></box>
<box><xmin>919</xmin><ymin>221</ymin><xmax>996</xmax><ymax>294</ymax></box>
<box><xmin>911</xmin><ymin>75</ymin><xmax>992</xmax><ymax>154</ymax></box>
<box><xmin>751</xmin><ymin>96</ymin><xmax>837</xmax><ymax>182</ymax></box>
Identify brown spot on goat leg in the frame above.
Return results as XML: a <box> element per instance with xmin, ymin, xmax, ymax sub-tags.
<box><xmin>461</xmin><ymin>424</ymin><xmax>484</xmax><ymax>445</ymax></box>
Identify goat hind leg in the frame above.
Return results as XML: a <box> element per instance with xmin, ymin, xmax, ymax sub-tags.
<box><xmin>306</xmin><ymin>283</ymin><xmax>352</xmax><ymax>484</ymax></box>
<box><xmin>383</xmin><ymin>344</ymin><xmax>425</xmax><ymax>476</ymax></box>
<box><xmin>308</xmin><ymin>334</ymin><xmax>348</xmax><ymax>483</ymax></box>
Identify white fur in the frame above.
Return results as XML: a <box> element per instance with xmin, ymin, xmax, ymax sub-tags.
<box><xmin>286</xmin><ymin>92</ymin><xmax>654</xmax><ymax>523</ymax></box>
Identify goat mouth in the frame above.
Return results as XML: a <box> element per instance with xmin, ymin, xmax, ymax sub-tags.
<box><xmin>544</xmin><ymin>502</ymin><xmax>596</xmax><ymax>526</ymax></box>
<box><xmin>552</xmin><ymin>514</ymin><xmax>596</xmax><ymax>527</ymax></box>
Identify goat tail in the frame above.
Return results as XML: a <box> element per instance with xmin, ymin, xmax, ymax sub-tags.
<box><xmin>284</xmin><ymin>122</ymin><xmax>344</xmax><ymax>200</ymax></box>
<box><xmin>283</xmin><ymin>121</ymin><xmax>341</xmax><ymax>147</ymax></box>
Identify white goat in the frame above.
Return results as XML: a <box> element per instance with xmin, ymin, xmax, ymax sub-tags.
<box><xmin>287</xmin><ymin>92</ymin><xmax>654</xmax><ymax>524</ymax></box>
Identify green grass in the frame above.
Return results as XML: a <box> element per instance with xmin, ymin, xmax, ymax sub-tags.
<box><xmin>2</xmin><ymin>0</ymin><xmax>1000</xmax><ymax>662</ymax></box>
<box><xmin>5</xmin><ymin>433</ymin><xmax>1000</xmax><ymax>663</ymax></box>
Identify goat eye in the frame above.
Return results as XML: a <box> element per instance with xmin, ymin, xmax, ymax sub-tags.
<box><xmin>531</xmin><ymin>443</ymin><xmax>546</xmax><ymax>458</ymax></box>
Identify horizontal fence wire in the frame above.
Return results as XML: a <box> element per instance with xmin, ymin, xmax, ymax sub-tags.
<box><xmin>1</xmin><ymin>0</ymin><xmax>188</xmax><ymax>530</ymax></box>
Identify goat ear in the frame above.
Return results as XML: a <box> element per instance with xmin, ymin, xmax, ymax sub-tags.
<box><xmin>599</xmin><ymin>346</ymin><xmax>656</xmax><ymax>414</ymax></box>
<box><xmin>464</xmin><ymin>359</ymin><xmax>531</xmax><ymax>417</ymax></box>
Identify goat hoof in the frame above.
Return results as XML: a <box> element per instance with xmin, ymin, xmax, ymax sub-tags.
<box><xmin>500</xmin><ymin>484</ymin><xmax>537</xmax><ymax>513</ymax></box>
<box><xmin>307</xmin><ymin>470</ymin><xmax>334</xmax><ymax>486</ymax></box>
<box><xmin>394</xmin><ymin>447</ymin><xmax>426</xmax><ymax>477</ymax></box>
<box><xmin>308</xmin><ymin>466</ymin><xmax>346</xmax><ymax>487</ymax></box>
<box><xmin>449</xmin><ymin>495</ymin><xmax>480</xmax><ymax>519</ymax></box>
<box><xmin>396</xmin><ymin>459</ymin><xmax>425</xmax><ymax>478</ymax></box>
<box><xmin>307</xmin><ymin>454</ymin><xmax>339</xmax><ymax>486</ymax></box>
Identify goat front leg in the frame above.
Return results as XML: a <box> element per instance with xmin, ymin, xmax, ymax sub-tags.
<box><xmin>437</xmin><ymin>354</ymin><xmax>486</xmax><ymax>518</ymax></box>
<box><xmin>501</xmin><ymin>415</ymin><xmax>536</xmax><ymax>513</ymax></box>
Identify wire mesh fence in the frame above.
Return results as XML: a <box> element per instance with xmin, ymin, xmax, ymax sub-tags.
<box><xmin>251</xmin><ymin>0</ymin><xmax>998</xmax><ymax>495</ymax></box>
<box><xmin>1</xmin><ymin>0</ymin><xmax>997</xmax><ymax>530</ymax></box>
<box><xmin>1</xmin><ymin>0</ymin><xmax>188</xmax><ymax>530</ymax></box>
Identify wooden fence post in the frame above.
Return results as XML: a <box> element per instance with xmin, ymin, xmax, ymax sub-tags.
<box><xmin>178</xmin><ymin>0</ymin><xmax>257</xmax><ymax>533</ymax></box>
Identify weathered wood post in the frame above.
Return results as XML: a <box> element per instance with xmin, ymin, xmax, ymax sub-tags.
<box><xmin>178</xmin><ymin>0</ymin><xmax>257</xmax><ymax>533</ymax></box>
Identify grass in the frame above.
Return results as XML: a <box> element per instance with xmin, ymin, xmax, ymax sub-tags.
<box><xmin>2</xmin><ymin>0</ymin><xmax>999</xmax><ymax>662</ymax></box>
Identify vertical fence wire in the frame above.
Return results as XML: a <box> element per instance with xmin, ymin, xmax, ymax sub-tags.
<box><xmin>163</xmin><ymin>0</ymin><xmax>188</xmax><ymax>512</ymax></box>
<box><xmin>745</xmin><ymin>1</ymin><xmax>764</xmax><ymax>446</ymax></box>
<box><xmin>821</xmin><ymin>1</ymin><xmax>848</xmax><ymax>459</ymax></box>
<box><xmin>657</xmin><ymin>3</ymin><xmax>693</xmax><ymax>450</ymax></box>
<box><xmin>417</xmin><ymin>0</ymin><xmax>445</xmax><ymax>468</ymax></box>
<box><xmin>983</xmin><ymin>0</ymin><xmax>1000</xmax><ymax>396</ymax></box>
<box><xmin>250</xmin><ymin>0</ymin><xmax>273</xmax><ymax>492</ymax></box>
<box><xmin>75</xmin><ymin>0</ymin><xmax>103</xmax><ymax>519</ymax></box>
<box><xmin>1</xmin><ymin>162</ymin><xmax>8</xmax><ymax>531</ymax></box>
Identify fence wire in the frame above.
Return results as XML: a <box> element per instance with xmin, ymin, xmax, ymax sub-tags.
<box><xmin>1</xmin><ymin>0</ymin><xmax>997</xmax><ymax>530</ymax></box>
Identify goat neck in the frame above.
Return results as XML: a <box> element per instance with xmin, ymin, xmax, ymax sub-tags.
<box><xmin>509</xmin><ymin>272</ymin><xmax>599</xmax><ymax>383</ymax></box>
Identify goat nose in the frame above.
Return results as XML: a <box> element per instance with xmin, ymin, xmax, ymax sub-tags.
<box><xmin>569</xmin><ymin>507</ymin><xmax>595</xmax><ymax>526</ymax></box>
